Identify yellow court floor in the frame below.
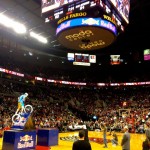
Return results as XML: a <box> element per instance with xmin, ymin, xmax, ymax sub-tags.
<box><xmin>0</xmin><ymin>131</ymin><xmax>146</xmax><ymax>150</ymax></box>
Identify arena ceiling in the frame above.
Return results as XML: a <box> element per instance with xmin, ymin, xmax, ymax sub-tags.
<box><xmin>0</xmin><ymin>0</ymin><xmax>150</xmax><ymax>70</ymax></box>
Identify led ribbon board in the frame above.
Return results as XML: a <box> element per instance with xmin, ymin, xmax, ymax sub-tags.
<box><xmin>56</xmin><ymin>17</ymin><xmax>117</xmax><ymax>35</ymax></box>
<box><xmin>56</xmin><ymin>17</ymin><xmax>117</xmax><ymax>50</ymax></box>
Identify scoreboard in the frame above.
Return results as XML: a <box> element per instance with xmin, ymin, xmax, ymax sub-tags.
<box><xmin>67</xmin><ymin>53</ymin><xmax>96</xmax><ymax>66</ymax></box>
<box><xmin>42</xmin><ymin>0</ymin><xmax>130</xmax><ymax>27</ymax></box>
<box><xmin>42</xmin><ymin>0</ymin><xmax>130</xmax><ymax>50</ymax></box>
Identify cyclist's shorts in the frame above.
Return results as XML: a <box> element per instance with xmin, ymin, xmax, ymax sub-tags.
<box><xmin>18</xmin><ymin>102</ymin><xmax>21</xmax><ymax>109</ymax></box>
<box><xmin>18</xmin><ymin>102</ymin><xmax>24</xmax><ymax>109</ymax></box>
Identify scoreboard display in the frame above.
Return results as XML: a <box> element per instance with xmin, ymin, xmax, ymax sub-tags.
<box><xmin>42</xmin><ymin>0</ymin><xmax>99</xmax><ymax>15</ymax></box>
<box><xmin>42</xmin><ymin>0</ymin><xmax>130</xmax><ymax>50</ymax></box>
<box><xmin>67</xmin><ymin>53</ymin><xmax>96</xmax><ymax>66</ymax></box>
<box><xmin>75</xmin><ymin>53</ymin><xmax>89</xmax><ymax>63</ymax></box>
<box><xmin>42</xmin><ymin>0</ymin><xmax>130</xmax><ymax>27</ymax></box>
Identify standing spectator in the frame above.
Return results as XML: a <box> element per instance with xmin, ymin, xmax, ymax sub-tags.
<box><xmin>72</xmin><ymin>130</ymin><xmax>92</xmax><ymax>150</ymax></box>
<box><xmin>100</xmin><ymin>123</ymin><xmax>108</xmax><ymax>148</ymax></box>
<box><xmin>142</xmin><ymin>129</ymin><xmax>150</xmax><ymax>150</ymax></box>
<box><xmin>121</xmin><ymin>126</ymin><xmax>130</xmax><ymax>150</ymax></box>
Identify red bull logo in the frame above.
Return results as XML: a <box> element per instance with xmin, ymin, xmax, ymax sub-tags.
<box><xmin>17</xmin><ymin>141</ymin><xmax>34</xmax><ymax>149</ymax></box>
<box><xmin>20</xmin><ymin>135</ymin><xmax>33</xmax><ymax>142</ymax></box>
<box><xmin>82</xmin><ymin>18</ymin><xmax>100</xmax><ymax>25</ymax></box>
<box><xmin>18</xmin><ymin>135</ymin><xmax>34</xmax><ymax>149</ymax></box>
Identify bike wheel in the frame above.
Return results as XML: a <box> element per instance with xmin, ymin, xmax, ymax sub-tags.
<box><xmin>12</xmin><ymin>114</ymin><xmax>21</xmax><ymax>124</ymax></box>
<box><xmin>25</xmin><ymin>105</ymin><xmax>33</xmax><ymax>114</ymax></box>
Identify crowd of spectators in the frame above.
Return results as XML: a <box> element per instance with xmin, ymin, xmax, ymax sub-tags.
<box><xmin>0</xmin><ymin>77</ymin><xmax>150</xmax><ymax>136</ymax></box>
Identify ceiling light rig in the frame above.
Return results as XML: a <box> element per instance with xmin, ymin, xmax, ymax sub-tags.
<box><xmin>30</xmin><ymin>31</ymin><xmax>48</xmax><ymax>44</ymax></box>
<box><xmin>0</xmin><ymin>13</ymin><xmax>27</xmax><ymax>34</ymax></box>
<box><xmin>0</xmin><ymin>13</ymin><xmax>48</xmax><ymax>44</ymax></box>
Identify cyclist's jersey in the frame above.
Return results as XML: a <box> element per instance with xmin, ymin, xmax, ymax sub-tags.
<box><xmin>18</xmin><ymin>95</ymin><xmax>26</xmax><ymax>107</ymax></box>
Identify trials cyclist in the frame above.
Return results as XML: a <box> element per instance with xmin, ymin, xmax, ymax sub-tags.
<box><xmin>15</xmin><ymin>93</ymin><xmax>28</xmax><ymax>114</ymax></box>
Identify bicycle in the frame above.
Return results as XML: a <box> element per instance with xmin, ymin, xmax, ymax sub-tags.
<box><xmin>12</xmin><ymin>104</ymin><xmax>33</xmax><ymax>124</ymax></box>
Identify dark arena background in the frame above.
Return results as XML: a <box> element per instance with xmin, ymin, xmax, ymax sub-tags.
<box><xmin>0</xmin><ymin>0</ymin><xmax>150</xmax><ymax>150</ymax></box>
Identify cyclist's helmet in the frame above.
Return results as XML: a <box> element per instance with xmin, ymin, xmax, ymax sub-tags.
<box><xmin>25</xmin><ymin>93</ymin><xmax>28</xmax><ymax>97</ymax></box>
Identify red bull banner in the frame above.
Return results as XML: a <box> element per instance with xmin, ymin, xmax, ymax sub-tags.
<box><xmin>2</xmin><ymin>130</ymin><xmax>36</xmax><ymax>150</ymax></box>
<box><xmin>18</xmin><ymin>134</ymin><xmax>34</xmax><ymax>149</ymax></box>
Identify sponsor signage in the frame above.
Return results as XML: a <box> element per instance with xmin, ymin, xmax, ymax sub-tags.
<box><xmin>65</xmin><ymin>30</ymin><xmax>94</xmax><ymax>41</ymax></box>
<box><xmin>79</xmin><ymin>40</ymin><xmax>105</xmax><ymax>49</ymax></box>
<box><xmin>2</xmin><ymin>130</ymin><xmax>36</xmax><ymax>150</ymax></box>
<box><xmin>0</xmin><ymin>67</ymin><xmax>24</xmax><ymax>77</ymax></box>
<box><xmin>56</xmin><ymin>17</ymin><xmax>117</xmax><ymax>35</ymax></box>
<box><xmin>103</xmin><ymin>15</ymin><xmax>116</xmax><ymax>25</ymax></box>
<box><xmin>73</xmin><ymin>61</ymin><xmax>91</xmax><ymax>66</ymax></box>
<box><xmin>57</xmin><ymin>12</ymin><xmax>87</xmax><ymax>24</ymax></box>
<box><xmin>18</xmin><ymin>135</ymin><xmax>34</xmax><ymax>149</ymax></box>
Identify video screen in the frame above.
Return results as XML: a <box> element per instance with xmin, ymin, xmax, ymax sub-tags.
<box><xmin>89</xmin><ymin>55</ymin><xmax>96</xmax><ymax>63</ymax></box>
<box><xmin>42</xmin><ymin>0</ymin><xmax>130</xmax><ymax>23</ymax></box>
<box><xmin>67</xmin><ymin>53</ymin><xmax>74</xmax><ymax>61</ymax></box>
<box><xmin>42</xmin><ymin>0</ymin><xmax>79</xmax><ymax>14</ymax></box>
<box><xmin>144</xmin><ymin>49</ymin><xmax>150</xmax><ymax>61</ymax></box>
<box><xmin>109</xmin><ymin>0</ymin><xmax>130</xmax><ymax>22</ymax></box>
<box><xmin>74</xmin><ymin>53</ymin><xmax>89</xmax><ymax>63</ymax></box>
<box><xmin>110</xmin><ymin>55</ymin><xmax>121</xmax><ymax>65</ymax></box>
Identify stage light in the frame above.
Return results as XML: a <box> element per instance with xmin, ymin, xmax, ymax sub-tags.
<box><xmin>30</xmin><ymin>31</ymin><xmax>48</xmax><ymax>44</ymax></box>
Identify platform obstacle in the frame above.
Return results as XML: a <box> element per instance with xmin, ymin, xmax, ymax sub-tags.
<box><xmin>37</xmin><ymin>128</ymin><xmax>59</xmax><ymax>148</ymax></box>
<box><xmin>2</xmin><ymin>112</ymin><xmax>36</xmax><ymax>150</ymax></box>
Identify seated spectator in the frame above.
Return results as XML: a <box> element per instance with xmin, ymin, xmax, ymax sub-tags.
<box><xmin>111</xmin><ymin>130</ymin><xmax>118</xmax><ymax>146</ymax></box>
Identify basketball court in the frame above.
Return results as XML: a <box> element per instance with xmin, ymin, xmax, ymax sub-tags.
<box><xmin>0</xmin><ymin>131</ymin><xmax>145</xmax><ymax>150</ymax></box>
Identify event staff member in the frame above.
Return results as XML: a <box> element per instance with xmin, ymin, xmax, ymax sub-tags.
<box><xmin>142</xmin><ymin>129</ymin><xmax>150</xmax><ymax>150</ymax></box>
<box><xmin>100</xmin><ymin>123</ymin><xmax>108</xmax><ymax>148</ymax></box>
<box><xmin>121</xmin><ymin>126</ymin><xmax>130</xmax><ymax>150</ymax></box>
<box><xmin>72</xmin><ymin>130</ymin><xmax>92</xmax><ymax>150</ymax></box>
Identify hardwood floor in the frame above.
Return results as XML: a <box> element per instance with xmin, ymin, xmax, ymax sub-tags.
<box><xmin>0</xmin><ymin>131</ymin><xmax>146</xmax><ymax>150</ymax></box>
<box><xmin>51</xmin><ymin>131</ymin><xmax>145</xmax><ymax>150</ymax></box>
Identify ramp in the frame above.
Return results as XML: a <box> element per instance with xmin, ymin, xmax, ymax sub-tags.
<box><xmin>11</xmin><ymin>113</ymin><xmax>35</xmax><ymax>130</ymax></box>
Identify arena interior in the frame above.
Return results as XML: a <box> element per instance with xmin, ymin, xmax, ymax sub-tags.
<box><xmin>0</xmin><ymin>0</ymin><xmax>150</xmax><ymax>150</ymax></box>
